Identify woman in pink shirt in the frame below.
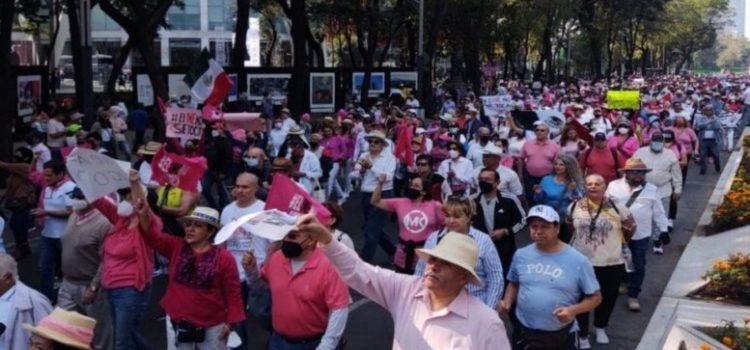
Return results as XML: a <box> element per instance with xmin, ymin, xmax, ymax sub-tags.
<box><xmin>371</xmin><ymin>174</ymin><xmax>444</xmax><ymax>273</ymax></box>
<box><xmin>668</xmin><ymin>115</ymin><xmax>698</xmax><ymax>166</ymax></box>
<box><xmin>607</xmin><ymin>122</ymin><xmax>640</xmax><ymax>159</ymax></box>
<box><xmin>321</xmin><ymin>124</ymin><xmax>348</xmax><ymax>202</ymax></box>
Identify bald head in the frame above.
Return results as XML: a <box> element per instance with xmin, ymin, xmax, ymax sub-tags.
<box><xmin>233</xmin><ymin>172</ymin><xmax>259</xmax><ymax>206</ymax></box>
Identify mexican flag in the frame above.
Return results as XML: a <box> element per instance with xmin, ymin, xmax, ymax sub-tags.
<box><xmin>183</xmin><ymin>48</ymin><xmax>232</xmax><ymax>106</ymax></box>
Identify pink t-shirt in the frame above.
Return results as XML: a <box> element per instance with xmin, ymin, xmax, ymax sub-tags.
<box><xmin>519</xmin><ymin>140</ymin><xmax>561</xmax><ymax>177</ymax></box>
<box><xmin>669</xmin><ymin>127</ymin><xmax>698</xmax><ymax>155</ymax></box>
<box><xmin>383</xmin><ymin>198</ymin><xmax>444</xmax><ymax>269</ymax></box>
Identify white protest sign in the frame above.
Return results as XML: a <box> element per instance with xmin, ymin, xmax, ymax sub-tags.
<box><xmin>66</xmin><ymin>148</ymin><xmax>130</xmax><ymax>202</ymax></box>
<box><xmin>136</xmin><ymin>74</ymin><xmax>154</xmax><ymax>106</ymax></box>
<box><xmin>214</xmin><ymin>209</ymin><xmax>298</xmax><ymax>245</ymax></box>
<box><xmin>165</xmin><ymin>107</ymin><xmax>205</xmax><ymax>140</ymax></box>
<box><xmin>480</xmin><ymin>95</ymin><xmax>513</xmax><ymax>117</ymax></box>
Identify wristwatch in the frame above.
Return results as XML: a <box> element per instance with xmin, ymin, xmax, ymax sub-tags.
<box><xmin>89</xmin><ymin>285</ymin><xmax>98</xmax><ymax>292</ymax></box>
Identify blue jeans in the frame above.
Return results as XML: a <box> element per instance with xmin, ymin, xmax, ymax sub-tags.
<box><xmin>627</xmin><ymin>238</ymin><xmax>650</xmax><ymax>298</ymax></box>
<box><xmin>359</xmin><ymin>191</ymin><xmax>396</xmax><ymax>263</ymax></box>
<box><xmin>9</xmin><ymin>207</ymin><xmax>31</xmax><ymax>247</ymax></box>
<box><xmin>38</xmin><ymin>237</ymin><xmax>61</xmax><ymax>302</ymax></box>
<box><xmin>523</xmin><ymin>171</ymin><xmax>543</xmax><ymax>205</ymax></box>
<box><xmin>699</xmin><ymin>139</ymin><xmax>721</xmax><ymax>173</ymax></box>
<box><xmin>107</xmin><ymin>285</ymin><xmax>152</xmax><ymax>350</ymax></box>
<box><xmin>267</xmin><ymin>332</ymin><xmax>320</xmax><ymax>350</ymax></box>
<box><xmin>202</xmin><ymin>172</ymin><xmax>231</xmax><ymax>210</ymax></box>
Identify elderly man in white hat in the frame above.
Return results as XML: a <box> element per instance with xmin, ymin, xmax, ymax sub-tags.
<box><xmin>296</xmin><ymin>214</ymin><xmax>511</xmax><ymax>350</ymax></box>
<box><xmin>0</xmin><ymin>253</ymin><xmax>52</xmax><ymax>350</ymax></box>
<box><xmin>499</xmin><ymin>205</ymin><xmax>601</xmax><ymax>350</ymax></box>
<box><xmin>350</xmin><ymin>130</ymin><xmax>398</xmax><ymax>263</ymax></box>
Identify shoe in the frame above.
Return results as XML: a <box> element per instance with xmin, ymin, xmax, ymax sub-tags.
<box><xmin>595</xmin><ymin>328</ymin><xmax>610</xmax><ymax>344</ymax></box>
<box><xmin>579</xmin><ymin>337</ymin><xmax>592</xmax><ymax>349</ymax></box>
<box><xmin>628</xmin><ymin>297</ymin><xmax>641</xmax><ymax>312</ymax></box>
<box><xmin>653</xmin><ymin>245</ymin><xmax>664</xmax><ymax>254</ymax></box>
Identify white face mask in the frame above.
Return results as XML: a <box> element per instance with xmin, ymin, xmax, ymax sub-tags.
<box><xmin>274</xmin><ymin>122</ymin><xmax>282</xmax><ymax>129</ymax></box>
<box><xmin>618</xmin><ymin>127</ymin><xmax>629</xmax><ymax>135</ymax></box>
<box><xmin>117</xmin><ymin>201</ymin><xmax>134</xmax><ymax>217</ymax></box>
<box><xmin>211</xmin><ymin>130</ymin><xmax>220</xmax><ymax>137</ymax></box>
<box><xmin>244</xmin><ymin>157</ymin><xmax>259</xmax><ymax>167</ymax></box>
<box><xmin>448</xmin><ymin>150</ymin><xmax>460</xmax><ymax>159</ymax></box>
<box><xmin>70</xmin><ymin>199</ymin><xmax>89</xmax><ymax>211</ymax></box>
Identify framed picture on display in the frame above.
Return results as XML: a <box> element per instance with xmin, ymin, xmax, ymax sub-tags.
<box><xmin>352</xmin><ymin>72</ymin><xmax>385</xmax><ymax>97</ymax></box>
<box><xmin>247</xmin><ymin>74</ymin><xmax>290</xmax><ymax>102</ymax></box>
<box><xmin>310</xmin><ymin>72</ymin><xmax>335</xmax><ymax>112</ymax></box>
<box><xmin>17</xmin><ymin>75</ymin><xmax>42</xmax><ymax>117</ymax></box>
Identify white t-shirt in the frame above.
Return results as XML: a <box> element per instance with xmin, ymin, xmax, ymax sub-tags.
<box><xmin>220</xmin><ymin>200</ymin><xmax>268</xmax><ymax>281</ymax></box>
<box><xmin>46</xmin><ymin>119</ymin><xmax>66</xmax><ymax>148</ymax></box>
<box><xmin>42</xmin><ymin>180</ymin><xmax>76</xmax><ymax>238</ymax></box>
<box><xmin>743</xmin><ymin>87</ymin><xmax>750</xmax><ymax>105</ymax></box>
<box><xmin>32</xmin><ymin>143</ymin><xmax>52</xmax><ymax>172</ymax></box>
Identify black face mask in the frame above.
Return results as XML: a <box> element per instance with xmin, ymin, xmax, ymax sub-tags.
<box><xmin>479</xmin><ymin>136</ymin><xmax>490</xmax><ymax>143</ymax></box>
<box><xmin>405</xmin><ymin>188</ymin><xmax>422</xmax><ymax>200</ymax></box>
<box><xmin>479</xmin><ymin>181</ymin><xmax>496</xmax><ymax>194</ymax></box>
<box><xmin>310</xmin><ymin>142</ymin><xmax>319</xmax><ymax>149</ymax></box>
<box><xmin>281</xmin><ymin>240</ymin><xmax>305</xmax><ymax>258</ymax></box>
<box><xmin>625</xmin><ymin>176</ymin><xmax>644</xmax><ymax>187</ymax></box>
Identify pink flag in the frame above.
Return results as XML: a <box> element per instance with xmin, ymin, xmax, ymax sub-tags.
<box><xmin>150</xmin><ymin>148</ymin><xmax>207</xmax><ymax>192</ymax></box>
<box><xmin>264</xmin><ymin>174</ymin><xmax>331</xmax><ymax>225</ymax></box>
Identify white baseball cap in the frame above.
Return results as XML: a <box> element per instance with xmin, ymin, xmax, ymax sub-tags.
<box><xmin>526</xmin><ymin>205</ymin><xmax>560</xmax><ymax>223</ymax></box>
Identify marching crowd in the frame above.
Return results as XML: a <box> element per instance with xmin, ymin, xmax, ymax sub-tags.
<box><xmin>0</xmin><ymin>73</ymin><xmax>747</xmax><ymax>350</ymax></box>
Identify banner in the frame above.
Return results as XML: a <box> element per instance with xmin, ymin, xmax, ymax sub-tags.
<box><xmin>165</xmin><ymin>107</ymin><xmax>205</xmax><ymax>140</ymax></box>
<box><xmin>213</xmin><ymin>209</ymin><xmax>298</xmax><ymax>245</ymax></box>
<box><xmin>224</xmin><ymin>112</ymin><xmax>265</xmax><ymax>132</ymax></box>
<box><xmin>606</xmin><ymin>90</ymin><xmax>641</xmax><ymax>110</ymax></box>
<box><xmin>264</xmin><ymin>174</ymin><xmax>331</xmax><ymax>225</ymax></box>
<box><xmin>150</xmin><ymin>148</ymin><xmax>208</xmax><ymax>192</ymax></box>
<box><xmin>480</xmin><ymin>95</ymin><xmax>513</xmax><ymax>117</ymax></box>
<box><xmin>66</xmin><ymin>148</ymin><xmax>130</xmax><ymax>202</ymax></box>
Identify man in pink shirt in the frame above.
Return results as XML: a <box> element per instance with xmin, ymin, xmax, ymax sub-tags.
<box><xmin>297</xmin><ymin>214</ymin><xmax>511</xmax><ymax>350</ymax></box>
<box><xmin>519</xmin><ymin>122</ymin><xmax>560</xmax><ymax>202</ymax></box>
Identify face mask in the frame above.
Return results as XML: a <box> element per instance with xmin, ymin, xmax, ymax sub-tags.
<box><xmin>650</xmin><ymin>141</ymin><xmax>664</xmax><ymax>152</ymax></box>
<box><xmin>650</xmin><ymin>121</ymin><xmax>660</xmax><ymax>128</ymax></box>
<box><xmin>244</xmin><ymin>157</ymin><xmax>259</xmax><ymax>167</ymax></box>
<box><xmin>479</xmin><ymin>136</ymin><xmax>490</xmax><ymax>143</ymax></box>
<box><xmin>448</xmin><ymin>150</ymin><xmax>460</xmax><ymax>159</ymax></box>
<box><xmin>405</xmin><ymin>188</ymin><xmax>421</xmax><ymax>200</ymax></box>
<box><xmin>626</xmin><ymin>176</ymin><xmax>644</xmax><ymax>187</ymax></box>
<box><xmin>310</xmin><ymin>142</ymin><xmax>319</xmax><ymax>149</ymax></box>
<box><xmin>479</xmin><ymin>181</ymin><xmax>495</xmax><ymax>194</ymax></box>
<box><xmin>618</xmin><ymin>127</ymin><xmax>629</xmax><ymax>135</ymax></box>
<box><xmin>70</xmin><ymin>199</ymin><xmax>89</xmax><ymax>211</ymax></box>
<box><xmin>117</xmin><ymin>201</ymin><xmax>134</xmax><ymax>217</ymax></box>
<box><xmin>281</xmin><ymin>239</ymin><xmax>305</xmax><ymax>258</ymax></box>
<box><xmin>449</xmin><ymin>127</ymin><xmax>459</xmax><ymax>133</ymax></box>
<box><xmin>274</xmin><ymin>122</ymin><xmax>282</xmax><ymax>129</ymax></box>
<box><xmin>211</xmin><ymin>130</ymin><xmax>220</xmax><ymax>137</ymax></box>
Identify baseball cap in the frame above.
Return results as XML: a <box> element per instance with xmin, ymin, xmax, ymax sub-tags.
<box><xmin>651</xmin><ymin>132</ymin><xmax>664</xmax><ymax>142</ymax></box>
<box><xmin>594</xmin><ymin>132</ymin><xmax>607</xmax><ymax>141</ymax></box>
<box><xmin>526</xmin><ymin>205</ymin><xmax>560</xmax><ymax>223</ymax></box>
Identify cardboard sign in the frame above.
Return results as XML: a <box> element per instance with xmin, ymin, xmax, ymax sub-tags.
<box><xmin>481</xmin><ymin>95</ymin><xmax>513</xmax><ymax>117</ymax></box>
<box><xmin>150</xmin><ymin>148</ymin><xmax>208</xmax><ymax>192</ymax></box>
<box><xmin>213</xmin><ymin>209</ymin><xmax>298</xmax><ymax>245</ymax></box>
<box><xmin>606</xmin><ymin>90</ymin><xmax>641</xmax><ymax>110</ymax></box>
<box><xmin>264</xmin><ymin>174</ymin><xmax>331</xmax><ymax>225</ymax></box>
<box><xmin>165</xmin><ymin>108</ymin><xmax>205</xmax><ymax>140</ymax></box>
<box><xmin>66</xmin><ymin>148</ymin><xmax>130</xmax><ymax>202</ymax></box>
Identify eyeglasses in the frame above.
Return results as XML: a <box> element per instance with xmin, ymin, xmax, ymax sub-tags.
<box><xmin>285</xmin><ymin>231</ymin><xmax>305</xmax><ymax>240</ymax></box>
<box><xmin>627</xmin><ymin>170</ymin><xmax>648</xmax><ymax>175</ymax></box>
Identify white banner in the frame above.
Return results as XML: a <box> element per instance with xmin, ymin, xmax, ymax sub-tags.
<box><xmin>136</xmin><ymin>74</ymin><xmax>154</xmax><ymax>107</ymax></box>
<box><xmin>66</xmin><ymin>149</ymin><xmax>130</xmax><ymax>202</ymax></box>
<box><xmin>480</xmin><ymin>95</ymin><xmax>513</xmax><ymax>117</ymax></box>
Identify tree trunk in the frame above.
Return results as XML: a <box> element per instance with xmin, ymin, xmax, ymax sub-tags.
<box><xmin>105</xmin><ymin>39</ymin><xmax>132</xmax><ymax>100</ymax></box>
<box><xmin>263</xmin><ymin>14</ymin><xmax>278</xmax><ymax>66</ymax></box>
<box><xmin>422</xmin><ymin>0</ymin><xmax>448</xmax><ymax>118</ymax></box>
<box><xmin>305</xmin><ymin>23</ymin><xmax>325</xmax><ymax>67</ymax></box>
<box><xmin>66</xmin><ymin>0</ymin><xmax>87</xmax><ymax>110</ymax></box>
<box><xmin>579</xmin><ymin>0</ymin><xmax>602</xmax><ymax>78</ymax></box>
<box><xmin>0</xmin><ymin>0</ymin><xmax>15</xmax><ymax>162</ymax></box>
<box><xmin>288</xmin><ymin>0</ymin><xmax>309</xmax><ymax>116</ymax></box>
<box><xmin>233</xmin><ymin>0</ymin><xmax>250</xmax><ymax>69</ymax></box>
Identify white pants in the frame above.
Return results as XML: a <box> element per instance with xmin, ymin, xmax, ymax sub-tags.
<box><xmin>326</xmin><ymin>162</ymin><xmax>345</xmax><ymax>200</ymax></box>
<box><xmin>166</xmin><ymin>316</ymin><xmax>228</xmax><ymax>350</ymax></box>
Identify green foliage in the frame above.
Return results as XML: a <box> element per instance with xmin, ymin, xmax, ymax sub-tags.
<box><xmin>701</xmin><ymin>253</ymin><xmax>750</xmax><ymax>305</ymax></box>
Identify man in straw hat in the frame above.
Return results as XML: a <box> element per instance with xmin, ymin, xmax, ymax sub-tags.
<box><xmin>0</xmin><ymin>253</ymin><xmax>52</xmax><ymax>350</ymax></box>
<box><xmin>499</xmin><ymin>205</ymin><xmax>601</xmax><ymax>350</ymax></box>
<box><xmin>295</xmin><ymin>213</ymin><xmax>511</xmax><ymax>349</ymax></box>
<box><xmin>606</xmin><ymin>158</ymin><xmax>669</xmax><ymax>312</ymax></box>
<box><xmin>24</xmin><ymin>308</ymin><xmax>96</xmax><ymax>350</ymax></box>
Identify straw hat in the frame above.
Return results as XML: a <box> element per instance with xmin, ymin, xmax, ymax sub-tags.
<box><xmin>364</xmin><ymin>130</ymin><xmax>387</xmax><ymax>143</ymax></box>
<box><xmin>619</xmin><ymin>157</ymin><xmax>652</xmax><ymax>172</ymax></box>
<box><xmin>23</xmin><ymin>308</ymin><xmax>96</xmax><ymax>350</ymax></box>
<box><xmin>137</xmin><ymin>141</ymin><xmax>163</xmax><ymax>156</ymax></box>
<box><xmin>182</xmin><ymin>206</ymin><xmax>221</xmax><ymax>228</ymax></box>
<box><xmin>415</xmin><ymin>232</ymin><xmax>481</xmax><ymax>286</ymax></box>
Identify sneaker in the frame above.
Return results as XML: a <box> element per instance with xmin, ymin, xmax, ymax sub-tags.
<box><xmin>595</xmin><ymin>328</ymin><xmax>610</xmax><ymax>344</ymax></box>
<box><xmin>628</xmin><ymin>297</ymin><xmax>641</xmax><ymax>312</ymax></box>
<box><xmin>653</xmin><ymin>245</ymin><xmax>664</xmax><ymax>255</ymax></box>
<box><xmin>579</xmin><ymin>337</ymin><xmax>592</xmax><ymax>349</ymax></box>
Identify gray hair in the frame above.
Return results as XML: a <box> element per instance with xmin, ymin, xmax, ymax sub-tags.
<box><xmin>556</xmin><ymin>154</ymin><xmax>582</xmax><ymax>185</ymax></box>
<box><xmin>0</xmin><ymin>253</ymin><xmax>18</xmax><ymax>279</ymax></box>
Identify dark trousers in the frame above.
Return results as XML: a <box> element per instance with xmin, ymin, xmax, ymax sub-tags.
<box><xmin>523</xmin><ymin>171</ymin><xmax>543</xmax><ymax>205</ymax></box>
<box><xmin>133</xmin><ymin>130</ymin><xmax>146</xmax><ymax>152</ymax></box>
<box><xmin>699</xmin><ymin>139</ymin><xmax>721</xmax><ymax>173</ymax></box>
<box><xmin>627</xmin><ymin>238</ymin><xmax>650</xmax><ymax>298</ymax></box>
<box><xmin>576</xmin><ymin>264</ymin><xmax>624</xmax><ymax>337</ymax></box>
<box><xmin>9</xmin><ymin>206</ymin><xmax>32</xmax><ymax>247</ymax></box>
<box><xmin>359</xmin><ymin>191</ymin><xmax>396</xmax><ymax>263</ymax></box>
<box><xmin>38</xmin><ymin>237</ymin><xmax>62</xmax><ymax>302</ymax></box>
<box><xmin>670</xmin><ymin>166</ymin><xmax>688</xmax><ymax>221</ymax></box>
<box><xmin>493</xmin><ymin>234</ymin><xmax>517</xmax><ymax>281</ymax></box>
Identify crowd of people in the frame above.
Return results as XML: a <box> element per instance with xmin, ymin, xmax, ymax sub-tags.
<box><xmin>0</xmin><ymin>73</ymin><xmax>746</xmax><ymax>350</ymax></box>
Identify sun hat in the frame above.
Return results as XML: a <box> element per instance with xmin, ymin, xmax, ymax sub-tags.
<box><xmin>482</xmin><ymin>145</ymin><xmax>503</xmax><ymax>157</ymax></box>
<box><xmin>619</xmin><ymin>157</ymin><xmax>652</xmax><ymax>173</ymax></box>
<box><xmin>364</xmin><ymin>130</ymin><xmax>387</xmax><ymax>142</ymax></box>
<box><xmin>182</xmin><ymin>206</ymin><xmax>221</xmax><ymax>228</ymax></box>
<box><xmin>23</xmin><ymin>308</ymin><xmax>96</xmax><ymax>350</ymax></box>
<box><xmin>137</xmin><ymin>141</ymin><xmax>163</xmax><ymax>156</ymax></box>
<box><xmin>526</xmin><ymin>205</ymin><xmax>560</xmax><ymax>223</ymax></box>
<box><xmin>415</xmin><ymin>232</ymin><xmax>482</xmax><ymax>286</ymax></box>
<box><xmin>466</xmin><ymin>105</ymin><xmax>479</xmax><ymax>114</ymax></box>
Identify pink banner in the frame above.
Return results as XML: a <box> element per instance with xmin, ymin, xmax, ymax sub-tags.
<box><xmin>150</xmin><ymin>148</ymin><xmax>207</xmax><ymax>192</ymax></box>
<box><xmin>264</xmin><ymin>174</ymin><xmax>331</xmax><ymax>225</ymax></box>
<box><xmin>165</xmin><ymin>108</ymin><xmax>205</xmax><ymax>140</ymax></box>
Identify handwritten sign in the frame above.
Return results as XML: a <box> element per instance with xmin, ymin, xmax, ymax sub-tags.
<box><xmin>66</xmin><ymin>149</ymin><xmax>130</xmax><ymax>202</ymax></box>
<box><xmin>606</xmin><ymin>90</ymin><xmax>641</xmax><ymax>110</ymax></box>
<box><xmin>150</xmin><ymin>148</ymin><xmax>207</xmax><ymax>192</ymax></box>
<box><xmin>165</xmin><ymin>107</ymin><xmax>205</xmax><ymax>140</ymax></box>
<box><xmin>480</xmin><ymin>95</ymin><xmax>513</xmax><ymax>117</ymax></box>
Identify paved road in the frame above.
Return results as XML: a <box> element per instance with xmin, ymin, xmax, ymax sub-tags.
<box><xmin>6</xmin><ymin>152</ymin><xmax>727</xmax><ymax>349</ymax></box>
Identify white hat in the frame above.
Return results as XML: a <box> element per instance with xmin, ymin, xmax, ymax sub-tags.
<box><xmin>408</xmin><ymin>109</ymin><xmax>418</xmax><ymax>115</ymax></box>
<box><xmin>182</xmin><ymin>206</ymin><xmax>221</xmax><ymax>228</ymax></box>
<box><xmin>415</xmin><ymin>232</ymin><xmax>482</xmax><ymax>285</ymax></box>
<box><xmin>482</xmin><ymin>145</ymin><xmax>503</xmax><ymax>157</ymax></box>
<box><xmin>365</xmin><ymin>130</ymin><xmax>387</xmax><ymax>142</ymax></box>
<box><xmin>526</xmin><ymin>205</ymin><xmax>560</xmax><ymax>223</ymax></box>
<box><xmin>466</xmin><ymin>105</ymin><xmax>479</xmax><ymax>114</ymax></box>
<box><xmin>440</xmin><ymin>113</ymin><xmax>454</xmax><ymax>122</ymax></box>
<box><xmin>415</xmin><ymin>127</ymin><xmax>426</xmax><ymax>135</ymax></box>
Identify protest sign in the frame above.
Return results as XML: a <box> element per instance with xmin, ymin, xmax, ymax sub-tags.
<box><xmin>535</xmin><ymin>109</ymin><xmax>566</xmax><ymax>137</ymax></box>
<box><xmin>606</xmin><ymin>90</ymin><xmax>641</xmax><ymax>110</ymax></box>
<box><xmin>480</xmin><ymin>95</ymin><xmax>513</xmax><ymax>117</ymax></box>
<box><xmin>165</xmin><ymin>107</ymin><xmax>205</xmax><ymax>140</ymax></box>
<box><xmin>223</xmin><ymin>112</ymin><xmax>265</xmax><ymax>132</ymax></box>
<box><xmin>214</xmin><ymin>209</ymin><xmax>298</xmax><ymax>245</ymax></box>
<box><xmin>66</xmin><ymin>148</ymin><xmax>130</xmax><ymax>202</ymax></box>
<box><xmin>150</xmin><ymin>148</ymin><xmax>208</xmax><ymax>192</ymax></box>
<box><xmin>264</xmin><ymin>174</ymin><xmax>331</xmax><ymax>225</ymax></box>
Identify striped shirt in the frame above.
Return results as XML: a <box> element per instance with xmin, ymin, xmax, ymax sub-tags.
<box><xmin>414</xmin><ymin>227</ymin><xmax>504</xmax><ymax>307</ymax></box>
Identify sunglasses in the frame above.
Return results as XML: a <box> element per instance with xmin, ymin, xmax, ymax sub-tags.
<box><xmin>627</xmin><ymin>170</ymin><xmax>648</xmax><ymax>175</ymax></box>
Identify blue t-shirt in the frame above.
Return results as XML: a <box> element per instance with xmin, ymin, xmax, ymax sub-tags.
<box><xmin>534</xmin><ymin>175</ymin><xmax>582</xmax><ymax>213</ymax></box>
<box><xmin>131</xmin><ymin>109</ymin><xmax>148</xmax><ymax>131</ymax></box>
<box><xmin>508</xmin><ymin>244</ymin><xmax>600</xmax><ymax>331</ymax></box>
